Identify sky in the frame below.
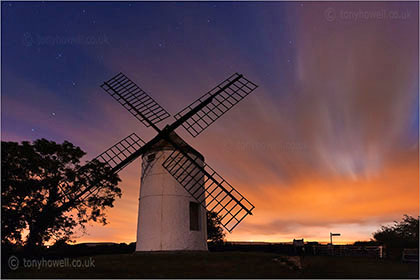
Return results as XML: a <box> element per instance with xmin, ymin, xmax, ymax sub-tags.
<box><xmin>2</xmin><ymin>1</ymin><xmax>419</xmax><ymax>244</ymax></box>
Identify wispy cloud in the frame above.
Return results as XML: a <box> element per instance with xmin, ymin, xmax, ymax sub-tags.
<box><xmin>2</xmin><ymin>1</ymin><xmax>418</xmax><ymax>244</ymax></box>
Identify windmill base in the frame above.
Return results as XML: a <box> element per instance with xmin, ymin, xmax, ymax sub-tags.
<box><xmin>136</xmin><ymin>148</ymin><xmax>208</xmax><ymax>252</ymax></box>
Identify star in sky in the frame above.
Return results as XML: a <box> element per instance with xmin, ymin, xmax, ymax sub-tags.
<box><xmin>2</xmin><ymin>0</ymin><xmax>417</xmax><ymax>245</ymax></box>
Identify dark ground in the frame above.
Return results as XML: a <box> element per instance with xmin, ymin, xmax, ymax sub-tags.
<box><xmin>4</xmin><ymin>252</ymin><xmax>419</xmax><ymax>278</ymax></box>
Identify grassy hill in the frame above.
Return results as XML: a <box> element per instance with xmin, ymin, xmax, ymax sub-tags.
<box><xmin>5</xmin><ymin>252</ymin><xmax>419</xmax><ymax>278</ymax></box>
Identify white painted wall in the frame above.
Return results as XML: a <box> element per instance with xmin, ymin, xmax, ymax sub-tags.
<box><xmin>136</xmin><ymin>148</ymin><xmax>208</xmax><ymax>251</ymax></box>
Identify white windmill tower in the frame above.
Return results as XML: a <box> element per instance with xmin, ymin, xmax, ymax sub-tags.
<box><xmin>76</xmin><ymin>72</ymin><xmax>260</xmax><ymax>251</ymax></box>
<box><xmin>137</xmin><ymin>133</ymin><xmax>207</xmax><ymax>251</ymax></box>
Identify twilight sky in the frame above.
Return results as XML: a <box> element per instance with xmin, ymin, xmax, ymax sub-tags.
<box><xmin>2</xmin><ymin>1</ymin><xmax>418</xmax><ymax>244</ymax></box>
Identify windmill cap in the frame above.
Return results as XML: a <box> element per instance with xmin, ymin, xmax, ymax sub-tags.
<box><xmin>143</xmin><ymin>131</ymin><xmax>204</xmax><ymax>161</ymax></box>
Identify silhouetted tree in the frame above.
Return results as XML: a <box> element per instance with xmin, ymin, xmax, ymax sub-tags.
<box><xmin>1</xmin><ymin>139</ymin><xmax>121</xmax><ymax>251</ymax></box>
<box><xmin>373</xmin><ymin>215</ymin><xmax>419</xmax><ymax>258</ymax></box>
<box><xmin>207</xmin><ymin>211</ymin><xmax>225</xmax><ymax>243</ymax></box>
<box><xmin>373</xmin><ymin>215</ymin><xmax>419</xmax><ymax>247</ymax></box>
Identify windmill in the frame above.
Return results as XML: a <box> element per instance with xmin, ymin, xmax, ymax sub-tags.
<box><xmin>70</xmin><ymin>72</ymin><xmax>258</xmax><ymax>251</ymax></box>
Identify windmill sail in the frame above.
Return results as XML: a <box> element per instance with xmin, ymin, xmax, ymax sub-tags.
<box><xmin>173</xmin><ymin>73</ymin><xmax>258</xmax><ymax>137</ymax></box>
<box><xmin>101</xmin><ymin>72</ymin><xmax>171</xmax><ymax>128</ymax></box>
<box><xmin>95</xmin><ymin>71</ymin><xmax>257</xmax><ymax>237</ymax></box>
<box><xmin>94</xmin><ymin>132</ymin><xmax>145</xmax><ymax>173</ymax></box>
<box><xmin>162</xmin><ymin>148</ymin><xmax>255</xmax><ymax>232</ymax></box>
<box><xmin>58</xmin><ymin>133</ymin><xmax>145</xmax><ymax>204</ymax></box>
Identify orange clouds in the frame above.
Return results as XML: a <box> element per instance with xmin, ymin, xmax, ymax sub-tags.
<box><xmin>3</xmin><ymin>2</ymin><xmax>418</xmax><ymax>245</ymax></box>
<box><xmin>228</xmin><ymin>149</ymin><xmax>418</xmax><ymax>242</ymax></box>
<box><xmin>75</xmin><ymin>143</ymin><xmax>418</xmax><ymax>244</ymax></box>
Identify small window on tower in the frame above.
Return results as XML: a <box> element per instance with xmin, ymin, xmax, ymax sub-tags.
<box><xmin>146</xmin><ymin>153</ymin><xmax>155</xmax><ymax>163</ymax></box>
<box><xmin>189</xmin><ymin>202</ymin><xmax>200</xmax><ymax>231</ymax></box>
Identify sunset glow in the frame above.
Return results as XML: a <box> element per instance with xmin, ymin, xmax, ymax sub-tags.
<box><xmin>2</xmin><ymin>1</ymin><xmax>418</xmax><ymax>244</ymax></box>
